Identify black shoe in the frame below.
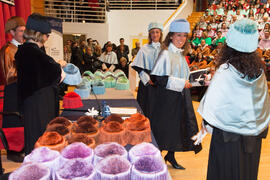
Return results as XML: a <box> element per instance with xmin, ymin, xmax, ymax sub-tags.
<box><xmin>164</xmin><ymin>154</ymin><xmax>185</xmax><ymax>170</ymax></box>
<box><xmin>7</xmin><ymin>150</ymin><xmax>24</xmax><ymax>163</ymax></box>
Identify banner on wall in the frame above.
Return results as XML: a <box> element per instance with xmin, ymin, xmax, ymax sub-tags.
<box><xmin>44</xmin><ymin>17</ymin><xmax>64</xmax><ymax>61</ymax></box>
<box><xmin>0</xmin><ymin>0</ymin><xmax>15</xmax><ymax>5</ymax></box>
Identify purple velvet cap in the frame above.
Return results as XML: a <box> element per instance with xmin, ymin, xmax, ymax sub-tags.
<box><xmin>9</xmin><ymin>163</ymin><xmax>50</xmax><ymax>180</ymax></box>
<box><xmin>61</xmin><ymin>142</ymin><xmax>93</xmax><ymax>159</ymax></box>
<box><xmin>134</xmin><ymin>156</ymin><xmax>164</xmax><ymax>173</ymax></box>
<box><xmin>95</xmin><ymin>142</ymin><xmax>126</xmax><ymax>157</ymax></box>
<box><xmin>56</xmin><ymin>159</ymin><xmax>96</xmax><ymax>180</ymax></box>
<box><xmin>24</xmin><ymin>147</ymin><xmax>60</xmax><ymax>163</ymax></box>
<box><xmin>131</xmin><ymin>156</ymin><xmax>168</xmax><ymax>180</ymax></box>
<box><xmin>94</xmin><ymin>142</ymin><xmax>127</xmax><ymax>165</ymax></box>
<box><xmin>129</xmin><ymin>143</ymin><xmax>161</xmax><ymax>163</ymax></box>
<box><xmin>96</xmin><ymin>155</ymin><xmax>131</xmax><ymax>180</ymax></box>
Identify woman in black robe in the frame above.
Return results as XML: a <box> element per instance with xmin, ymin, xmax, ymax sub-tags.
<box><xmin>197</xmin><ymin>18</ymin><xmax>270</xmax><ymax>180</ymax></box>
<box><xmin>15</xmin><ymin>13</ymin><xmax>62</xmax><ymax>155</ymax></box>
<box><xmin>150</xmin><ymin>19</ymin><xmax>202</xmax><ymax>169</ymax></box>
<box><xmin>131</xmin><ymin>22</ymin><xmax>163</xmax><ymax>118</ymax></box>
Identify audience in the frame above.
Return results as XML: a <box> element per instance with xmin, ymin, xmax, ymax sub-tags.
<box><xmin>116</xmin><ymin>38</ymin><xmax>130</xmax><ymax>55</ymax></box>
<box><xmin>99</xmin><ymin>44</ymin><xmax>118</xmax><ymax>72</ymax></box>
<box><xmin>185</xmin><ymin>0</ymin><xmax>270</xmax><ymax>79</ymax></box>
<box><xmin>117</xmin><ymin>57</ymin><xmax>129</xmax><ymax>78</ymax></box>
<box><xmin>116</xmin><ymin>42</ymin><xmax>129</xmax><ymax>63</ymax></box>
<box><xmin>62</xmin><ymin>0</ymin><xmax>270</xmax><ymax>80</ymax></box>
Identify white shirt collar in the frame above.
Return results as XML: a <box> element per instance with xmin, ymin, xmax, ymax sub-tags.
<box><xmin>11</xmin><ymin>39</ymin><xmax>21</xmax><ymax>47</ymax></box>
<box><xmin>151</xmin><ymin>42</ymin><xmax>160</xmax><ymax>49</ymax></box>
<box><xmin>168</xmin><ymin>43</ymin><xmax>183</xmax><ymax>54</ymax></box>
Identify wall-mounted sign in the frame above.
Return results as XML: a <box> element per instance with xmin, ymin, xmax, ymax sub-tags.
<box><xmin>0</xmin><ymin>0</ymin><xmax>15</xmax><ymax>6</ymax></box>
<box><xmin>44</xmin><ymin>17</ymin><xmax>64</xmax><ymax>61</ymax></box>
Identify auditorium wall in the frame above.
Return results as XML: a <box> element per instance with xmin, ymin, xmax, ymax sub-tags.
<box><xmin>62</xmin><ymin>22</ymin><xmax>109</xmax><ymax>46</ymax></box>
<box><xmin>62</xmin><ymin>0</ymin><xmax>193</xmax><ymax>48</ymax></box>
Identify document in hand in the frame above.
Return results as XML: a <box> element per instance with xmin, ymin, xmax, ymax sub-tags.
<box><xmin>189</xmin><ymin>68</ymin><xmax>210</xmax><ymax>87</ymax></box>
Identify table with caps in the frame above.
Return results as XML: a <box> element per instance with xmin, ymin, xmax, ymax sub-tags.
<box><xmin>0</xmin><ymin>89</ymin><xmax>173</xmax><ymax>180</ymax></box>
<box><xmin>61</xmin><ymin>89</ymin><xmax>173</xmax><ymax>179</ymax></box>
<box><xmin>61</xmin><ymin>98</ymin><xmax>153</xmax><ymax>151</ymax></box>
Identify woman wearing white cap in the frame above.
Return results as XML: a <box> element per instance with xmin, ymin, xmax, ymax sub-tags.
<box><xmin>150</xmin><ymin>19</ymin><xmax>202</xmax><ymax>169</ymax></box>
<box><xmin>197</xmin><ymin>18</ymin><xmax>270</xmax><ymax>180</ymax></box>
<box><xmin>131</xmin><ymin>22</ymin><xmax>163</xmax><ymax>118</ymax></box>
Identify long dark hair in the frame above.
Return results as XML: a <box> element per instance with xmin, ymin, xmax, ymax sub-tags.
<box><xmin>216</xmin><ymin>44</ymin><xmax>265</xmax><ymax>80</ymax></box>
<box><xmin>161</xmin><ymin>32</ymin><xmax>189</xmax><ymax>56</ymax></box>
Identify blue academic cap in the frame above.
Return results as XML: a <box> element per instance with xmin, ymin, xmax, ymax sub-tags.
<box><xmin>169</xmin><ymin>19</ymin><xmax>190</xmax><ymax>33</ymax></box>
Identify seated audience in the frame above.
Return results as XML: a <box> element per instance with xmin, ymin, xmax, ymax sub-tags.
<box><xmin>200</xmin><ymin>30</ymin><xmax>212</xmax><ymax>46</ymax></box>
<box><xmin>117</xmin><ymin>57</ymin><xmax>129</xmax><ymax>78</ymax></box>
<box><xmin>258</xmin><ymin>29</ymin><xmax>270</xmax><ymax>51</ymax></box>
<box><xmin>196</xmin><ymin>39</ymin><xmax>211</xmax><ymax>57</ymax></box>
<box><xmin>206</xmin><ymin>25</ymin><xmax>216</xmax><ymax>39</ymax></box>
<box><xmin>189</xmin><ymin>52</ymin><xmax>208</xmax><ymax>71</ymax></box>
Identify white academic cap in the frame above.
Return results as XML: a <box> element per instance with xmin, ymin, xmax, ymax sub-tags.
<box><xmin>226</xmin><ymin>18</ymin><xmax>259</xmax><ymax>53</ymax></box>
<box><xmin>148</xmin><ymin>22</ymin><xmax>163</xmax><ymax>32</ymax></box>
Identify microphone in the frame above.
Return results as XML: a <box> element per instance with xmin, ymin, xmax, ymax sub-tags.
<box><xmin>90</xmin><ymin>84</ymin><xmax>102</xmax><ymax>116</ymax></box>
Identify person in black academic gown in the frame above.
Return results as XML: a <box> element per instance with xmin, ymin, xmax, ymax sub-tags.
<box><xmin>197</xmin><ymin>18</ymin><xmax>270</xmax><ymax>180</ymax></box>
<box><xmin>131</xmin><ymin>22</ymin><xmax>163</xmax><ymax>118</ymax></box>
<box><xmin>150</xmin><ymin>19</ymin><xmax>202</xmax><ymax>169</ymax></box>
<box><xmin>15</xmin><ymin>13</ymin><xmax>63</xmax><ymax>155</ymax></box>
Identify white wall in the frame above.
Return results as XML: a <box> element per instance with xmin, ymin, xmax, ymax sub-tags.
<box><xmin>163</xmin><ymin>0</ymin><xmax>194</xmax><ymax>34</ymax></box>
<box><xmin>108</xmin><ymin>0</ymin><xmax>193</xmax><ymax>46</ymax></box>
<box><xmin>63</xmin><ymin>22</ymin><xmax>109</xmax><ymax>46</ymax></box>
<box><xmin>107</xmin><ymin>10</ymin><xmax>174</xmax><ymax>46</ymax></box>
<box><xmin>62</xmin><ymin>0</ymin><xmax>193</xmax><ymax>48</ymax></box>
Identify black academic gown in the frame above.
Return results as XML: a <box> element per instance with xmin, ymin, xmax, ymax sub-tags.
<box><xmin>2</xmin><ymin>82</ymin><xmax>23</xmax><ymax>128</ymax></box>
<box><xmin>131</xmin><ymin>43</ymin><xmax>161</xmax><ymax>118</ymax></box>
<box><xmin>149</xmin><ymin>44</ymin><xmax>202</xmax><ymax>153</ymax></box>
<box><xmin>207</xmin><ymin>127</ymin><xmax>268</xmax><ymax>180</ymax></box>
<box><xmin>133</xmin><ymin>68</ymin><xmax>154</xmax><ymax>118</ymax></box>
<box><xmin>150</xmin><ymin>75</ymin><xmax>202</xmax><ymax>153</ymax></box>
<box><xmin>15</xmin><ymin>42</ymin><xmax>61</xmax><ymax>155</ymax></box>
